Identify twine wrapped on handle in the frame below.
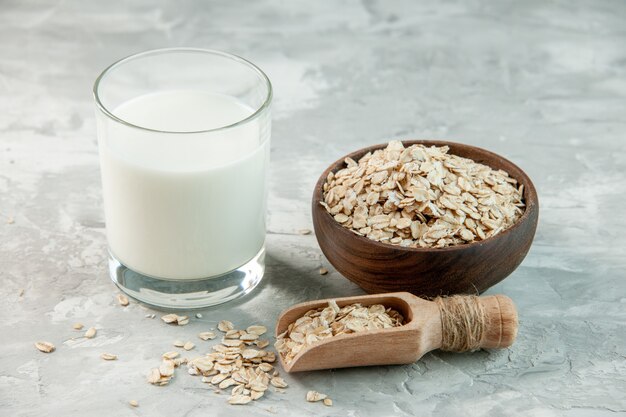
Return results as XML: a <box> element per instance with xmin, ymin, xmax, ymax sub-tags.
<box><xmin>434</xmin><ymin>295</ymin><xmax>487</xmax><ymax>352</ymax></box>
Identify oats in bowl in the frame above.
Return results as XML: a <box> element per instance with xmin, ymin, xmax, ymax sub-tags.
<box><xmin>320</xmin><ymin>141</ymin><xmax>525</xmax><ymax>248</ymax></box>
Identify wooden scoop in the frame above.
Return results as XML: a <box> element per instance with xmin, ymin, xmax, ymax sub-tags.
<box><xmin>275</xmin><ymin>292</ymin><xmax>518</xmax><ymax>372</ymax></box>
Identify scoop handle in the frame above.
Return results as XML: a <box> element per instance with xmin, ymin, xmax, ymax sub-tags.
<box><xmin>435</xmin><ymin>294</ymin><xmax>518</xmax><ymax>352</ymax></box>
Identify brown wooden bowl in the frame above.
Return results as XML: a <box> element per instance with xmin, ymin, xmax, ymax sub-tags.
<box><xmin>312</xmin><ymin>140</ymin><xmax>539</xmax><ymax>297</ymax></box>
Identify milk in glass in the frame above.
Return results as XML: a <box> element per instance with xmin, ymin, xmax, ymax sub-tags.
<box><xmin>98</xmin><ymin>90</ymin><xmax>269</xmax><ymax>279</ymax></box>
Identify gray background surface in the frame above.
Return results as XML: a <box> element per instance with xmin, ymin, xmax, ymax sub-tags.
<box><xmin>1</xmin><ymin>1</ymin><xmax>625</xmax><ymax>416</ymax></box>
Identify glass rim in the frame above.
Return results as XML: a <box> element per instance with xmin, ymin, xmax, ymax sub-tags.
<box><xmin>92</xmin><ymin>47</ymin><xmax>273</xmax><ymax>134</ymax></box>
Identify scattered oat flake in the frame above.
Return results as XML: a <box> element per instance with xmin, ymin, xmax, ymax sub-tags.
<box><xmin>259</xmin><ymin>363</ymin><xmax>273</xmax><ymax>373</ymax></box>
<box><xmin>270</xmin><ymin>377</ymin><xmax>288</xmax><ymax>388</ymax></box>
<box><xmin>117</xmin><ymin>294</ymin><xmax>129</xmax><ymax>306</ymax></box>
<box><xmin>101</xmin><ymin>353</ymin><xmax>117</xmax><ymax>361</ymax></box>
<box><xmin>35</xmin><ymin>341</ymin><xmax>55</xmax><ymax>353</ymax></box>
<box><xmin>162</xmin><ymin>351</ymin><xmax>179</xmax><ymax>359</ymax></box>
<box><xmin>264</xmin><ymin>351</ymin><xmax>277</xmax><ymax>363</ymax></box>
<box><xmin>240</xmin><ymin>333</ymin><xmax>259</xmax><ymax>341</ymax></box>
<box><xmin>224</xmin><ymin>329</ymin><xmax>240</xmax><ymax>339</ymax></box>
<box><xmin>306</xmin><ymin>391</ymin><xmax>327</xmax><ymax>402</ymax></box>
<box><xmin>218</xmin><ymin>378</ymin><xmax>238</xmax><ymax>389</ymax></box>
<box><xmin>161</xmin><ymin>313</ymin><xmax>188</xmax><ymax>325</ymax></box>
<box><xmin>228</xmin><ymin>394</ymin><xmax>252</xmax><ymax>405</ymax></box>
<box><xmin>255</xmin><ymin>339</ymin><xmax>270</xmax><ymax>349</ymax></box>
<box><xmin>183</xmin><ymin>341</ymin><xmax>195</xmax><ymax>351</ymax></box>
<box><xmin>217</xmin><ymin>320</ymin><xmax>234</xmax><ymax>332</ymax></box>
<box><xmin>173</xmin><ymin>340</ymin><xmax>185</xmax><ymax>347</ymax></box>
<box><xmin>84</xmin><ymin>327</ymin><xmax>97</xmax><ymax>339</ymax></box>
<box><xmin>159</xmin><ymin>360</ymin><xmax>175</xmax><ymax>377</ymax></box>
<box><xmin>196</xmin><ymin>313</ymin><xmax>203</xmax><ymax>318</ymax></box>
<box><xmin>246</xmin><ymin>325</ymin><xmax>267</xmax><ymax>336</ymax></box>
<box><xmin>73</xmin><ymin>323</ymin><xmax>84</xmax><ymax>330</ymax></box>
<box><xmin>147</xmin><ymin>368</ymin><xmax>161</xmax><ymax>384</ymax></box>
<box><xmin>221</xmin><ymin>338</ymin><xmax>244</xmax><ymax>347</ymax></box>
<box><xmin>129</xmin><ymin>400</ymin><xmax>138</xmax><ymax>407</ymax></box>
<box><xmin>211</xmin><ymin>373</ymin><xmax>228</xmax><ymax>384</ymax></box>
<box><xmin>323</xmin><ymin>398</ymin><xmax>333</xmax><ymax>406</ymax></box>
<box><xmin>251</xmin><ymin>390</ymin><xmax>264</xmax><ymax>400</ymax></box>
<box><xmin>319</xmin><ymin>267</ymin><xmax>328</xmax><ymax>275</ymax></box>
<box><xmin>242</xmin><ymin>349</ymin><xmax>260</xmax><ymax>359</ymax></box>
<box><xmin>298</xmin><ymin>229</ymin><xmax>312</xmax><ymax>235</ymax></box>
<box><xmin>198</xmin><ymin>332</ymin><xmax>216</xmax><ymax>341</ymax></box>
<box><xmin>161</xmin><ymin>314</ymin><xmax>178</xmax><ymax>324</ymax></box>
<box><xmin>178</xmin><ymin>321</ymin><xmax>288</xmax><ymax>406</ymax></box>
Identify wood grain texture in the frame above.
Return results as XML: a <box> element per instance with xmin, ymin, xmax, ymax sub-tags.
<box><xmin>275</xmin><ymin>292</ymin><xmax>518</xmax><ymax>372</ymax></box>
<box><xmin>312</xmin><ymin>140</ymin><xmax>539</xmax><ymax>297</ymax></box>
<box><xmin>480</xmin><ymin>294</ymin><xmax>519</xmax><ymax>349</ymax></box>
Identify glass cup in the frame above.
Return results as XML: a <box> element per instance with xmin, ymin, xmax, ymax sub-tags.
<box><xmin>93</xmin><ymin>48</ymin><xmax>271</xmax><ymax>308</ymax></box>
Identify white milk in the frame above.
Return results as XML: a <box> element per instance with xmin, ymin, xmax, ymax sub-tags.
<box><xmin>97</xmin><ymin>90</ymin><xmax>269</xmax><ymax>279</ymax></box>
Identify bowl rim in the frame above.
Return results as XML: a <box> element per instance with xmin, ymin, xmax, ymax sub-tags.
<box><xmin>313</xmin><ymin>139</ymin><xmax>539</xmax><ymax>253</ymax></box>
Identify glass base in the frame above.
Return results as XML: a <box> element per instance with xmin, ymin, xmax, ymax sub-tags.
<box><xmin>108</xmin><ymin>247</ymin><xmax>265</xmax><ymax>309</ymax></box>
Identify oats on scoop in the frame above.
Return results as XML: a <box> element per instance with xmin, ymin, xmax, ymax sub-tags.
<box><xmin>275</xmin><ymin>301</ymin><xmax>403</xmax><ymax>365</ymax></box>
